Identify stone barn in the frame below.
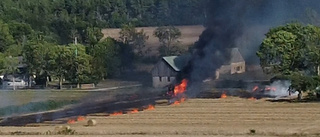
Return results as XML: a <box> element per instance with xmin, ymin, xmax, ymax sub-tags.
<box><xmin>151</xmin><ymin>55</ymin><xmax>190</xmax><ymax>88</ymax></box>
<box><xmin>216</xmin><ymin>48</ymin><xmax>246</xmax><ymax>79</ymax></box>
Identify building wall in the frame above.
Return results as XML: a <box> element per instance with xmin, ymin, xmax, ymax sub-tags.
<box><xmin>230</xmin><ymin>62</ymin><xmax>246</xmax><ymax>74</ymax></box>
<box><xmin>152</xmin><ymin>76</ymin><xmax>176</xmax><ymax>88</ymax></box>
<box><xmin>152</xmin><ymin>59</ymin><xmax>178</xmax><ymax>88</ymax></box>
<box><xmin>218</xmin><ymin>65</ymin><xmax>231</xmax><ymax>74</ymax></box>
<box><xmin>215</xmin><ymin>62</ymin><xmax>246</xmax><ymax>79</ymax></box>
<box><xmin>215</xmin><ymin>70</ymin><xmax>220</xmax><ymax>79</ymax></box>
<box><xmin>151</xmin><ymin>60</ymin><xmax>177</xmax><ymax>77</ymax></box>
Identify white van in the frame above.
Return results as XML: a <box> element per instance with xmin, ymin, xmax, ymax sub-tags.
<box><xmin>2</xmin><ymin>78</ymin><xmax>28</xmax><ymax>89</ymax></box>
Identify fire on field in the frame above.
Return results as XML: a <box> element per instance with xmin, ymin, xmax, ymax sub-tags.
<box><xmin>0</xmin><ymin>76</ymin><xmax>298</xmax><ymax>127</ymax></box>
<box><xmin>64</xmin><ymin>79</ymin><xmax>190</xmax><ymax>125</ymax></box>
<box><xmin>0</xmin><ymin>82</ymin><xmax>187</xmax><ymax>126</ymax></box>
<box><xmin>0</xmin><ymin>76</ymin><xmax>192</xmax><ymax>126</ymax></box>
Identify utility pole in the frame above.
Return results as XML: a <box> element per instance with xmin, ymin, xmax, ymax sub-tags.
<box><xmin>13</xmin><ymin>76</ymin><xmax>16</xmax><ymax>90</ymax></box>
<box><xmin>74</xmin><ymin>37</ymin><xmax>80</xmax><ymax>89</ymax></box>
<box><xmin>8</xmin><ymin>56</ymin><xmax>16</xmax><ymax>90</ymax></box>
<box><xmin>74</xmin><ymin>36</ymin><xmax>78</xmax><ymax>45</ymax></box>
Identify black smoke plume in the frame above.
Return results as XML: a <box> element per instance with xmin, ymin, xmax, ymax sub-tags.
<box><xmin>179</xmin><ymin>0</ymin><xmax>254</xmax><ymax>97</ymax></box>
<box><xmin>179</xmin><ymin>0</ymin><xmax>320</xmax><ymax>97</ymax></box>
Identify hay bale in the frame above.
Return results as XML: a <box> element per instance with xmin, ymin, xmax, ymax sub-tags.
<box><xmin>156</xmin><ymin>99</ymin><xmax>168</xmax><ymax>105</ymax></box>
<box><xmin>54</xmin><ymin>125</ymin><xmax>71</xmax><ymax>132</ymax></box>
<box><xmin>64</xmin><ymin>125</ymin><xmax>71</xmax><ymax>130</ymax></box>
<box><xmin>87</xmin><ymin>119</ymin><xmax>97</xmax><ymax>126</ymax></box>
<box><xmin>54</xmin><ymin>126</ymin><xmax>63</xmax><ymax>132</ymax></box>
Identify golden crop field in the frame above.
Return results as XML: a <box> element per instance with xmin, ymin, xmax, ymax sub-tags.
<box><xmin>101</xmin><ymin>25</ymin><xmax>205</xmax><ymax>55</ymax></box>
<box><xmin>1</xmin><ymin>97</ymin><xmax>319</xmax><ymax>137</ymax></box>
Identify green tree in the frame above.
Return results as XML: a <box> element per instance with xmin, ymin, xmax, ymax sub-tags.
<box><xmin>88</xmin><ymin>38</ymin><xmax>121</xmax><ymax>82</ymax></box>
<box><xmin>23</xmin><ymin>40</ymin><xmax>56</xmax><ymax>87</ymax></box>
<box><xmin>119</xmin><ymin>23</ymin><xmax>136</xmax><ymax>44</ymax></box>
<box><xmin>83</xmin><ymin>27</ymin><xmax>103</xmax><ymax>47</ymax></box>
<box><xmin>257</xmin><ymin>23</ymin><xmax>320</xmax><ymax>99</ymax></box>
<box><xmin>0</xmin><ymin>21</ymin><xmax>14</xmax><ymax>52</ymax></box>
<box><xmin>0</xmin><ymin>0</ymin><xmax>206</xmax><ymax>48</ymax></box>
<box><xmin>65</xmin><ymin>44</ymin><xmax>92</xmax><ymax>87</ymax></box>
<box><xmin>50</xmin><ymin>9</ymin><xmax>74</xmax><ymax>44</ymax></box>
<box><xmin>4</xmin><ymin>22</ymin><xmax>34</xmax><ymax>57</ymax></box>
<box><xmin>119</xmin><ymin>24</ymin><xmax>149</xmax><ymax>57</ymax></box>
<box><xmin>133</xmin><ymin>29</ymin><xmax>149</xmax><ymax>57</ymax></box>
<box><xmin>0</xmin><ymin>55</ymin><xmax>19</xmax><ymax>90</ymax></box>
<box><xmin>154</xmin><ymin>26</ymin><xmax>181</xmax><ymax>56</ymax></box>
<box><xmin>4</xmin><ymin>45</ymin><xmax>23</xmax><ymax>57</ymax></box>
<box><xmin>8</xmin><ymin>21</ymin><xmax>33</xmax><ymax>45</ymax></box>
<box><xmin>257</xmin><ymin>30</ymin><xmax>299</xmax><ymax>74</ymax></box>
<box><xmin>52</xmin><ymin>45</ymin><xmax>74</xmax><ymax>89</ymax></box>
<box><xmin>155</xmin><ymin>0</ymin><xmax>170</xmax><ymax>25</ymax></box>
<box><xmin>257</xmin><ymin>23</ymin><xmax>320</xmax><ymax>75</ymax></box>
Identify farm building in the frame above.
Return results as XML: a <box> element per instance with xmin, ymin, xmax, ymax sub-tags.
<box><xmin>216</xmin><ymin>48</ymin><xmax>245</xmax><ymax>79</ymax></box>
<box><xmin>151</xmin><ymin>48</ymin><xmax>246</xmax><ymax>88</ymax></box>
<box><xmin>151</xmin><ymin>55</ymin><xmax>190</xmax><ymax>88</ymax></box>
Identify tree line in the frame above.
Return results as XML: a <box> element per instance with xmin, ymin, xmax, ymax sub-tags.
<box><xmin>0</xmin><ymin>0</ymin><xmax>194</xmax><ymax>88</ymax></box>
<box><xmin>0</xmin><ymin>0</ymin><xmax>207</xmax><ymax>45</ymax></box>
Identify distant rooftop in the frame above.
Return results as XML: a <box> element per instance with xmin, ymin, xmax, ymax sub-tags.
<box><xmin>161</xmin><ymin>48</ymin><xmax>244</xmax><ymax>71</ymax></box>
<box><xmin>229</xmin><ymin>48</ymin><xmax>245</xmax><ymax>63</ymax></box>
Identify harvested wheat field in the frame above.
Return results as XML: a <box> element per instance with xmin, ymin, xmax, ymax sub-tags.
<box><xmin>102</xmin><ymin>25</ymin><xmax>205</xmax><ymax>55</ymax></box>
<box><xmin>0</xmin><ymin>97</ymin><xmax>320</xmax><ymax>137</ymax></box>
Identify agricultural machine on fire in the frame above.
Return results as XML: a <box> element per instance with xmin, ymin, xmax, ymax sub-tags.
<box><xmin>161</xmin><ymin>79</ymin><xmax>188</xmax><ymax>104</ymax></box>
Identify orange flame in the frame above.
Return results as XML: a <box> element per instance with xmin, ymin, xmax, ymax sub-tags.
<box><xmin>172</xmin><ymin>97</ymin><xmax>187</xmax><ymax>105</ymax></box>
<box><xmin>67</xmin><ymin>119</ymin><xmax>76</xmax><ymax>124</ymax></box>
<box><xmin>252</xmin><ymin>86</ymin><xmax>259</xmax><ymax>92</ymax></box>
<box><xmin>180</xmin><ymin>97</ymin><xmax>186</xmax><ymax>102</ymax></box>
<box><xmin>110</xmin><ymin>111</ymin><xmax>123</xmax><ymax>116</ymax></box>
<box><xmin>129</xmin><ymin>108</ymin><xmax>139</xmax><ymax>114</ymax></box>
<box><xmin>77</xmin><ymin>116</ymin><xmax>85</xmax><ymax>121</ymax></box>
<box><xmin>248</xmin><ymin>97</ymin><xmax>257</xmax><ymax>101</ymax></box>
<box><xmin>174</xmin><ymin>79</ymin><xmax>188</xmax><ymax>96</ymax></box>
<box><xmin>173</xmin><ymin>101</ymin><xmax>180</xmax><ymax>105</ymax></box>
<box><xmin>221</xmin><ymin>93</ymin><xmax>227</xmax><ymax>99</ymax></box>
<box><xmin>145</xmin><ymin>105</ymin><xmax>155</xmax><ymax>110</ymax></box>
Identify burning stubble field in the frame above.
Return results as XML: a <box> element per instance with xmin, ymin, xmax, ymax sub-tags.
<box><xmin>0</xmin><ymin>96</ymin><xmax>319</xmax><ymax>137</ymax></box>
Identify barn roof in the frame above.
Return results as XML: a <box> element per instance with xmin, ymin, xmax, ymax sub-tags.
<box><xmin>159</xmin><ymin>48</ymin><xmax>243</xmax><ymax>72</ymax></box>
<box><xmin>162</xmin><ymin>55</ymin><xmax>191</xmax><ymax>72</ymax></box>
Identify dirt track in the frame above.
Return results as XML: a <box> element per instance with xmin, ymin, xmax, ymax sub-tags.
<box><xmin>0</xmin><ymin>97</ymin><xmax>319</xmax><ymax>137</ymax></box>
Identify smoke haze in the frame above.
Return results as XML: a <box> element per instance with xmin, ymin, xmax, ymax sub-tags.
<box><xmin>183</xmin><ymin>0</ymin><xmax>320</xmax><ymax>97</ymax></box>
<box><xmin>267</xmin><ymin>80</ymin><xmax>298</xmax><ymax>97</ymax></box>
